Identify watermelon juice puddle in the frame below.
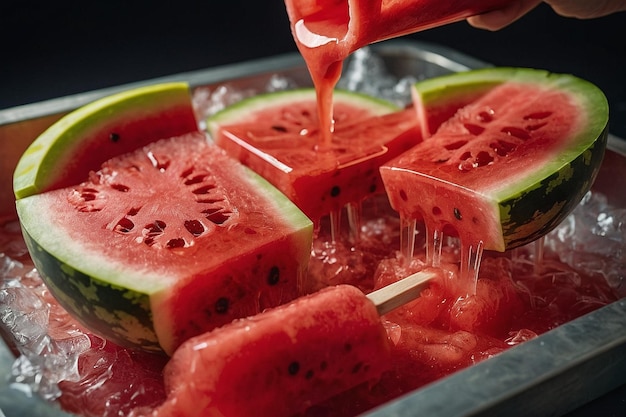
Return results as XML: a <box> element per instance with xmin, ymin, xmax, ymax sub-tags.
<box><xmin>1</xmin><ymin>192</ymin><xmax>624</xmax><ymax>417</ymax></box>
<box><xmin>283</xmin><ymin>0</ymin><xmax>514</xmax><ymax>148</ymax></box>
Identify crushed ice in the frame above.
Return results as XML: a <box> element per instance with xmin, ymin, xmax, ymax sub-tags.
<box><xmin>545</xmin><ymin>191</ymin><xmax>625</xmax><ymax>296</ymax></box>
<box><xmin>1</xmin><ymin>251</ymin><xmax>90</xmax><ymax>401</ymax></box>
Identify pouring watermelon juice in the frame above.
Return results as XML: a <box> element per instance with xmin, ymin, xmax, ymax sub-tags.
<box><xmin>283</xmin><ymin>0</ymin><xmax>513</xmax><ymax>146</ymax></box>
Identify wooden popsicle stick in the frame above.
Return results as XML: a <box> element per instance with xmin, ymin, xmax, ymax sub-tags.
<box><xmin>366</xmin><ymin>270</ymin><xmax>437</xmax><ymax>316</ymax></box>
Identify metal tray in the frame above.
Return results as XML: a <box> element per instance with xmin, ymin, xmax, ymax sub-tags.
<box><xmin>1</xmin><ymin>39</ymin><xmax>625</xmax><ymax>417</ymax></box>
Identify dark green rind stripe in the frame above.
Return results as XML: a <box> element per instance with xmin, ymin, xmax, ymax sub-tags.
<box><xmin>500</xmin><ymin>125</ymin><xmax>608</xmax><ymax>249</ymax></box>
<box><xmin>21</xmin><ymin>227</ymin><xmax>160</xmax><ymax>352</ymax></box>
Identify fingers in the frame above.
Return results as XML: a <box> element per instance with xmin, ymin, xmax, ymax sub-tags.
<box><xmin>546</xmin><ymin>0</ymin><xmax>626</xmax><ymax>19</ymax></box>
<box><xmin>467</xmin><ymin>0</ymin><xmax>542</xmax><ymax>31</ymax></box>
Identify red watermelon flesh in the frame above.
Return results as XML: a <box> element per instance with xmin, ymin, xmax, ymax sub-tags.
<box><xmin>148</xmin><ymin>284</ymin><xmax>391</xmax><ymax>417</ymax></box>
<box><xmin>16</xmin><ymin>132</ymin><xmax>314</xmax><ymax>355</ymax></box>
<box><xmin>209</xmin><ymin>90</ymin><xmax>421</xmax><ymax>225</ymax></box>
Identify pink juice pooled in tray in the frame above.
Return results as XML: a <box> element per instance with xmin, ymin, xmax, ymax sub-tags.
<box><xmin>1</xmin><ymin>188</ymin><xmax>622</xmax><ymax>417</ymax></box>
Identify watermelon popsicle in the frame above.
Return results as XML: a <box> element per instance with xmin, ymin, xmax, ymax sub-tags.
<box><xmin>143</xmin><ymin>270</ymin><xmax>437</xmax><ymax>417</ymax></box>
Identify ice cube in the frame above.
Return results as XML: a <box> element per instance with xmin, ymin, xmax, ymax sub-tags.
<box><xmin>546</xmin><ymin>191</ymin><xmax>625</xmax><ymax>296</ymax></box>
<box><xmin>338</xmin><ymin>47</ymin><xmax>412</xmax><ymax>106</ymax></box>
<box><xmin>265</xmin><ymin>73</ymin><xmax>298</xmax><ymax>92</ymax></box>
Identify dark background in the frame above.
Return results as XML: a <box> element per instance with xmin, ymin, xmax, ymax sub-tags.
<box><xmin>1</xmin><ymin>1</ymin><xmax>625</xmax><ymax>138</ymax></box>
<box><xmin>1</xmin><ymin>1</ymin><xmax>625</xmax><ymax>415</ymax></box>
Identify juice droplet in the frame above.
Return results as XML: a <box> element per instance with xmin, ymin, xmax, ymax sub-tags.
<box><xmin>459</xmin><ymin>240</ymin><xmax>484</xmax><ymax>295</ymax></box>
<box><xmin>412</xmin><ymin>87</ymin><xmax>431</xmax><ymax>139</ymax></box>
<box><xmin>329</xmin><ymin>209</ymin><xmax>342</xmax><ymax>244</ymax></box>
<box><xmin>346</xmin><ymin>202</ymin><xmax>362</xmax><ymax>243</ymax></box>
<box><xmin>399</xmin><ymin>216</ymin><xmax>417</xmax><ymax>265</ymax></box>
<box><xmin>425</xmin><ymin>226</ymin><xmax>443</xmax><ymax>267</ymax></box>
<box><xmin>313</xmin><ymin>60</ymin><xmax>342</xmax><ymax>148</ymax></box>
<box><xmin>509</xmin><ymin>247</ymin><xmax>520</xmax><ymax>262</ymax></box>
<box><xmin>533</xmin><ymin>237</ymin><xmax>545</xmax><ymax>274</ymax></box>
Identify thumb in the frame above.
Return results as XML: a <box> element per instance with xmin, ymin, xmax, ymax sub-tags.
<box><xmin>467</xmin><ymin>0</ymin><xmax>542</xmax><ymax>31</ymax></box>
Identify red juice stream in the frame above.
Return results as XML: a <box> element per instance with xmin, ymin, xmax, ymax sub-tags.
<box><xmin>285</xmin><ymin>0</ymin><xmax>515</xmax><ymax>235</ymax></box>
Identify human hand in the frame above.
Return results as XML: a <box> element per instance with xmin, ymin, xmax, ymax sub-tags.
<box><xmin>467</xmin><ymin>0</ymin><xmax>626</xmax><ymax>31</ymax></box>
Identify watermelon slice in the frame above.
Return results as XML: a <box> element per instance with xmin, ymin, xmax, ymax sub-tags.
<box><xmin>381</xmin><ymin>67</ymin><xmax>609</xmax><ymax>252</ymax></box>
<box><xmin>153</xmin><ymin>284</ymin><xmax>390</xmax><ymax>417</ymax></box>
<box><xmin>13</xmin><ymin>82</ymin><xmax>199</xmax><ymax>199</ymax></box>
<box><xmin>207</xmin><ymin>88</ymin><xmax>420</xmax><ymax>225</ymax></box>
<box><xmin>14</xmin><ymin>85</ymin><xmax>314</xmax><ymax>355</ymax></box>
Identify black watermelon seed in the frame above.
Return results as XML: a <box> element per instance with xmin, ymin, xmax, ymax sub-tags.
<box><xmin>166</xmin><ymin>238</ymin><xmax>186</xmax><ymax>249</ymax></box>
<box><xmin>267</xmin><ymin>266</ymin><xmax>280</xmax><ymax>286</ymax></box>
<box><xmin>272</xmin><ymin>125</ymin><xmax>288</xmax><ymax>133</ymax></box>
<box><xmin>110</xmin><ymin>132</ymin><xmax>120</xmax><ymax>142</ymax></box>
<box><xmin>115</xmin><ymin>217</ymin><xmax>134</xmax><ymax>233</ymax></box>
<box><xmin>288</xmin><ymin>361</ymin><xmax>300</xmax><ymax>375</ymax></box>
<box><xmin>330</xmin><ymin>186</ymin><xmax>341</xmax><ymax>197</ymax></box>
<box><xmin>215</xmin><ymin>297</ymin><xmax>229</xmax><ymax>314</ymax></box>
<box><xmin>454</xmin><ymin>208</ymin><xmax>462</xmax><ymax>220</ymax></box>
<box><xmin>352</xmin><ymin>362</ymin><xmax>363</xmax><ymax>374</ymax></box>
<box><xmin>111</xmin><ymin>183</ymin><xmax>130</xmax><ymax>192</ymax></box>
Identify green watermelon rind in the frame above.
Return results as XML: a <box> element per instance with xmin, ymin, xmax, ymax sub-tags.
<box><xmin>206</xmin><ymin>87</ymin><xmax>399</xmax><ymax>132</ymax></box>
<box><xmin>13</xmin><ymin>82</ymin><xmax>197</xmax><ymax>200</ymax></box>
<box><xmin>499</xmin><ymin>130</ymin><xmax>607</xmax><ymax>248</ymax></box>
<box><xmin>412</xmin><ymin>67</ymin><xmax>609</xmax><ymax>251</ymax></box>
<box><xmin>19</xmin><ymin>225</ymin><xmax>160</xmax><ymax>348</ymax></box>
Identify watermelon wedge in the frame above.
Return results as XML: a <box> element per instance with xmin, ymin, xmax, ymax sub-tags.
<box><xmin>381</xmin><ymin>67</ymin><xmax>609</xmax><ymax>252</ymax></box>
<box><xmin>13</xmin><ymin>82</ymin><xmax>199</xmax><ymax>199</ymax></box>
<box><xmin>14</xmin><ymin>85</ymin><xmax>314</xmax><ymax>355</ymax></box>
<box><xmin>207</xmin><ymin>88</ymin><xmax>420</xmax><ymax>225</ymax></box>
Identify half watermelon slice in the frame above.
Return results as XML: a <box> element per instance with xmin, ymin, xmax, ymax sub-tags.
<box><xmin>13</xmin><ymin>82</ymin><xmax>199</xmax><ymax>199</ymax></box>
<box><xmin>14</xmin><ymin>85</ymin><xmax>314</xmax><ymax>355</ymax></box>
<box><xmin>381</xmin><ymin>67</ymin><xmax>609</xmax><ymax>252</ymax></box>
<box><xmin>207</xmin><ymin>88</ymin><xmax>420</xmax><ymax>225</ymax></box>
